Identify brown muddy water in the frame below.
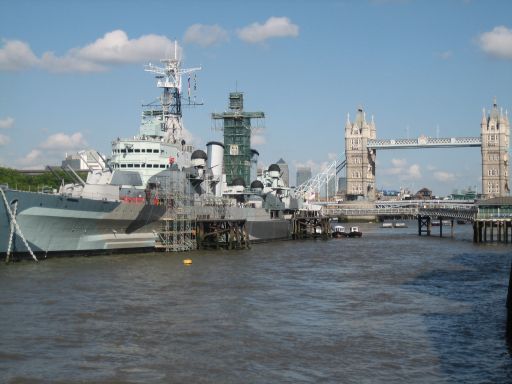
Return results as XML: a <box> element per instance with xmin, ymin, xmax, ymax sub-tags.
<box><xmin>1</xmin><ymin>223</ymin><xmax>511</xmax><ymax>383</ymax></box>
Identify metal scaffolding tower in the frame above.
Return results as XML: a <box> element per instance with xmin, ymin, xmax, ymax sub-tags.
<box><xmin>155</xmin><ymin>172</ymin><xmax>195</xmax><ymax>252</ymax></box>
<box><xmin>212</xmin><ymin>92</ymin><xmax>264</xmax><ymax>187</ymax></box>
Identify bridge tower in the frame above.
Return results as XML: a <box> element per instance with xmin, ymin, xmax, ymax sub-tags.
<box><xmin>481</xmin><ymin>98</ymin><xmax>510</xmax><ymax>199</ymax></box>
<box><xmin>345</xmin><ymin>106</ymin><xmax>377</xmax><ymax>201</ymax></box>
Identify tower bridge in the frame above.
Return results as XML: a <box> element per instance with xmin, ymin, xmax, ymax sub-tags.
<box><xmin>343</xmin><ymin>98</ymin><xmax>510</xmax><ymax>201</ymax></box>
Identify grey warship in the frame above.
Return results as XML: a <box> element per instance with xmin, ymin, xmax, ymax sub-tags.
<box><xmin>0</xmin><ymin>44</ymin><xmax>303</xmax><ymax>260</ymax></box>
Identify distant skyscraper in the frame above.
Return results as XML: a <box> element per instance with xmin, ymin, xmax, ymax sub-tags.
<box><xmin>338</xmin><ymin>177</ymin><xmax>347</xmax><ymax>193</ymax></box>
<box><xmin>276</xmin><ymin>158</ymin><xmax>289</xmax><ymax>187</ymax></box>
<box><xmin>296</xmin><ymin>166</ymin><xmax>312</xmax><ymax>187</ymax></box>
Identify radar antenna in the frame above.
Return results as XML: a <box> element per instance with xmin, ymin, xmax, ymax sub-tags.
<box><xmin>144</xmin><ymin>41</ymin><xmax>202</xmax><ymax>144</ymax></box>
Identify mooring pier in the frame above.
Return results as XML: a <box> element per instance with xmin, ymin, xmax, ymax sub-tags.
<box><xmin>195</xmin><ymin>219</ymin><xmax>250</xmax><ymax>250</ymax></box>
<box><xmin>292</xmin><ymin>210</ymin><xmax>331</xmax><ymax>240</ymax></box>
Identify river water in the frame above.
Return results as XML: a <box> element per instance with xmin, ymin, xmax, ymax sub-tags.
<box><xmin>1</xmin><ymin>223</ymin><xmax>511</xmax><ymax>383</ymax></box>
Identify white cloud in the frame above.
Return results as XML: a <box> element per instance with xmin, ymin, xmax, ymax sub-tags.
<box><xmin>407</xmin><ymin>164</ymin><xmax>421</xmax><ymax>179</ymax></box>
<box><xmin>0</xmin><ymin>39</ymin><xmax>39</xmax><ymax>70</ymax></box>
<box><xmin>391</xmin><ymin>158</ymin><xmax>407</xmax><ymax>167</ymax></box>
<box><xmin>16</xmin><ymin>132</ymin><xmax>88</xmax><ymax>168</ymax></box>
<box><xmin>74</xmin><ymin>30</ymin><xmax>179</xmax><ymax>64</ymax></box>
<box><xmin>251</xmin><ymin>127</ymin><xmax>266</xmax><ymax>145</ymax></box>
<box><xmin>0</xmin><ymin>30</ymin><xmax>180</xmax><ymax>73</ymax></box>
<box><xmin>237</xmin><ymin>17</ymin><xmax>299</xmax><ymax>44</ymax></box>
<box><xmin>39</xmin><ymin>132</ymin><xmax>87</xmax><ymax>150</ymax></box>
<box><xmin>477</xmin><ymin>26</ymin><xmax>512</xmax><ymax>60</ymax></box>
<box><xmin>437</xmin><ymin>50</ymin><xmax>453</xmax><ymax>60</ymax></box>
<box><xmin>40</xmin><ymin>52</ymin><xmax>107</xmax><ymax>73</ymax></box>
<box><xmin>17</xmin><ymin>149</ymin><xmax>43</xmax><ymax>167</ymax></box>
<box><xmin>184</xmin><ymin>24</ymin><xmax>229</xmax><ymax>47</ymax></box>
<box><xmin>434</xmin><ymin>171</ymin><xmax>455</xmax><ymax>182</ymax></box>
<box><xmin>0</xmin><ymin>116</ymin><xmax>14</xmax><ymax>129</ymax></box>
<box><xmin>0</xmin><ymin>133</ymin><xmax>10</xmax><ymax>146</ymax></box>
<box><xmin>252</xmin><ymin>134</ymin><xmax>266</xmax><ymax>145</ymax></box>
<box><xmin>293</xmin><ymin>159</ymin><xmax>328</xmax><ymax>174</ymax></box>
<box><xmin>382</xmin><ymin>158</ymin><xmax>421</xmax><ymax>180</ymax></box>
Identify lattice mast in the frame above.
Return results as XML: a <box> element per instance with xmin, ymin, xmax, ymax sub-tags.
<box><xmin>144</xmin><ymin>41</ymin><xmax>201</xmax><ymax>144</ymax></box>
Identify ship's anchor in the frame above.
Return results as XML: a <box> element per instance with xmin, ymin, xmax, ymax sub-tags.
<box><xmin>0</xmin><ymin>188</ymin><xmax>38</xmax><ymax>262</ymax></box>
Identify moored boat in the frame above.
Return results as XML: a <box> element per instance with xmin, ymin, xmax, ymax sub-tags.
<box><xmin>346</xmin><ymin>226</ymin><xmax>362</xmax><ymax>238</ymax></box>
<box><xmin>332</xmin><ymin>225</ymin><xmax>347</xmax><ymax>238</ymax></box>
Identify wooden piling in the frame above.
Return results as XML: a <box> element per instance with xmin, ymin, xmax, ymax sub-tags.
<box><xmin>196</xmin><ymin>219</ymin><xmax>250</xmax><ymax>250</ymax></box>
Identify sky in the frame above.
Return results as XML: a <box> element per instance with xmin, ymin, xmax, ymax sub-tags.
<box><xmin>0</xmin><ymin>0</ymin><xmax>511</xmax><ymax>196</ymax></box>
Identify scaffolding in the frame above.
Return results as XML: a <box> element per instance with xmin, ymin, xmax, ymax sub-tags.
<box><xmin>154</xmin><ymin>172</ymin><xmax>196</xmax><ymax>252</ymax></box>
<box><xmin>211</xmin><ymin>92</ymin><xmax>265</xmax><ymax>187</ymax></box>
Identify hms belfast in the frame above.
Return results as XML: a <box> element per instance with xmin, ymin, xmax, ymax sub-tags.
<box><xmin>0</xmin><ymin>43</ymin><xmax>303</xmax><ymax>260</ymax></box>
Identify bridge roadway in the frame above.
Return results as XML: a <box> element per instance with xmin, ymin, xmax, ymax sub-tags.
<box><xmin>321</xmin><ymin>200</ymin><xmax>478</xmax><ymax>221</ymax></box>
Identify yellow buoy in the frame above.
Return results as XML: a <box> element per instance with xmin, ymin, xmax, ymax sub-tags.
<box><xmin>183</xmin><ymin>258</ymin><xmax>192</xmax><ymax>266</ymax></box>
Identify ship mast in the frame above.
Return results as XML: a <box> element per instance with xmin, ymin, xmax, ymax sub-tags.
<box><xmin>144</xmin><ymin>41</ymin><xmax>201</xmax><ymax>144</ymax></box>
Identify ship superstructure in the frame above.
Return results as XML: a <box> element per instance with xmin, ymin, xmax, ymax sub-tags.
<box><xmin>109</xmin><ymin>42</ymin><xmax>201</xmax><ymax>195</ymax></box>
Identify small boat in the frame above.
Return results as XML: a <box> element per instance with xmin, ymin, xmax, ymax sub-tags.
<box><xmin>381</xmin><ymin>222</ymin><xmax>393</xmax><ymax>228</ymax></box>
<box><xmin>332</xmin><ymin>225</ymin><xmax>347</xmax><ymax>238</ymax></box>
<box><xmin>431</xmin><ymin>220</ymin><xmax>452</xmax><ymax>226</ymax></box>
<box><xmin>393</xmin><ymin>222</ymin><xmax>407</xmax><ymax>228</ymax></box>
<box><xmin>346</xmin><ymin>226</ymin><xmax>362</xmax><ymax>238</ymax></box>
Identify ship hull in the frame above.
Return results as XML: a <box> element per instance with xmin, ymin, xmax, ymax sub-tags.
<box><xmin>1</xmin><ymin>190</ymin><xmax>291</xmax><ymax>259</ymax></box>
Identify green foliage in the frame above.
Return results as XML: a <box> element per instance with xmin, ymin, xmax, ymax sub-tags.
<box><xmin>0</xmin><ymin>167</ymin><xmax>88</xmax><ymax>191</ymax></box>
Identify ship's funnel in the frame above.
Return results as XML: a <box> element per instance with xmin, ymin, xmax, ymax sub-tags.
<box><xmin>206</xmin><ymin>141</ymin><xmax>224</xmax><ymax>196</ymax></box>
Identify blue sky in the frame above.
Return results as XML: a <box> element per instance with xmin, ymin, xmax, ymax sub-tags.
<box><xmin>1</xmin><ymin>0</ymin><xmax>511</xmax><ymax>195</ymax></box>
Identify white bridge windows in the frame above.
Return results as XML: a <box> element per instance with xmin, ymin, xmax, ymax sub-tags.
<box><xmin>488</xmin><ymin>168</ymin><xmax>499</xmax><ymax>176</ymax></box>
<box><xmin>487</xmin><ymin>134</ymin><xmax>498</xmax><ymax>147</ymax></box>
<box><xmin>351</xmin><ymin>184</ymin><xmax>363</xmax><ymax>194</ymax></box>
<box><xmin>487</xmin><ymin>181</ymin><xmax>500</xmax><ymax>194</ymax></box>
<box><xmin>350</xmin><ymin>138</ymin><xmax>361</xmax><ymax>150</ymax></box>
